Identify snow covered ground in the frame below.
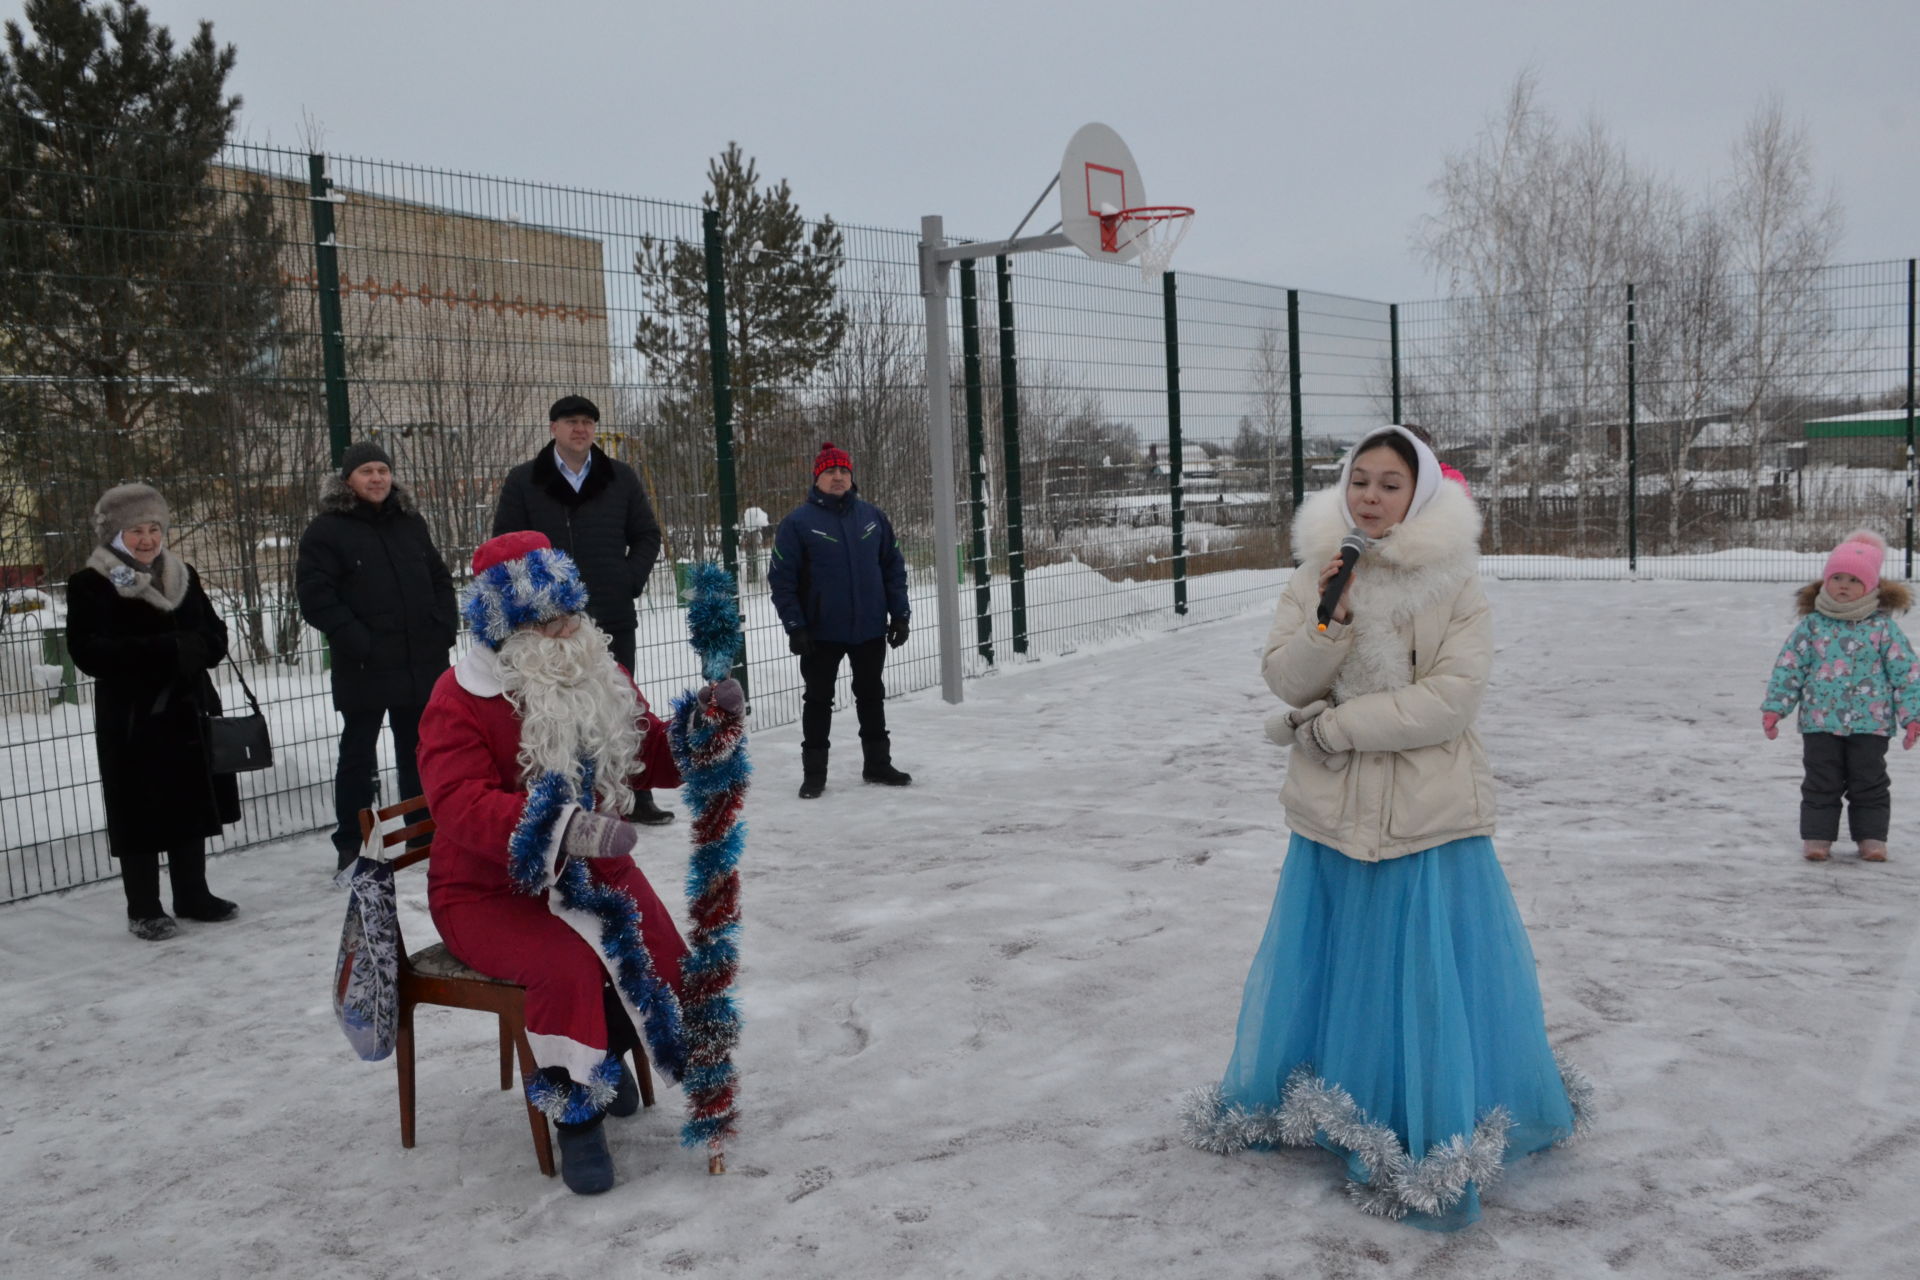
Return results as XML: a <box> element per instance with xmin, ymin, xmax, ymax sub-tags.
<box><xmin>5</xmin><ymin>577</ymin><xmax>1920</xmax><ymax>1278</ymax></box>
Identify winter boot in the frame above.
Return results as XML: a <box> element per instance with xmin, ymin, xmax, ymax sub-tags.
<box><xmin>1860</xmin><ymin>839</ymin><xmax>1890</xmax><ymax>862</ymax></box>
<box><xmin>1803</xmin><ymin>840</ymin><xmax>1832</xmax><ymax>861</ymax></box>
<box><xmin>631</xmin><ymin>789</ymin><xmax>675</xmax><ymax>826</ymax></box>
<box><xmin>128</xmin><ymin>915</ymin><xmax>179</xmax><ymax>942</ymax></box>
<box><xmin>861</xmin><ymin>739</ymin><xmax>912</xmax><ymax>787</ymax></box>
<box><xmin>555</xmin><ymin>1119</ymin><xmax>616</xmax><ymax>1194</ymax></box>
<box><xmin>798</xmin><ymin>748</ymin><xmax>828</xmax><ymax>800</ymax></box>
<box><xmin>607</xmin><ymin>1058</ymin><xmax>642</xmax><ymax>1118</ymax></box>
<box><xmin>176</xmin><ymin>896</ymin><xmax>239</xmax><ymax>923</ymax></box>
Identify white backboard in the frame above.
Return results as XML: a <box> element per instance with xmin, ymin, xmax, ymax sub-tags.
<box><xmin>1059</xmin><ymin>123</ymin><xmax>1146</xmax><ymax>263</ymax></box>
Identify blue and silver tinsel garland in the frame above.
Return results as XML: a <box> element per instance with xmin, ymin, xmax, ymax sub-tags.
<box><xmin>668</xmin><ymin>561</ymin><xmax>749</xmax><ymax>1170</ymax></box>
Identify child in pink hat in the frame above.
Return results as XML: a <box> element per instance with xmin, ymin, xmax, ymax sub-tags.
<box><xmin>1761</xmin><ymin>530</ymin><xmax>1920</xmax><ymax>862</ymax></box>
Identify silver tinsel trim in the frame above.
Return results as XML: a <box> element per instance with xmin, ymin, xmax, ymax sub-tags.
<box><xmin>1553</xmin><ymin>1049</ymin><xmax>1596</xmax><ymax>1142</ymax></box>
<box><xmin>1179</xmin><ymin>1057</ymin><xmax>1597</xmax><ymax>1221</ymax></box>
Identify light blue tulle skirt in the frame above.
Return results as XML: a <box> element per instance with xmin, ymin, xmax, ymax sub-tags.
<box><xmin>1188</xmin><ymin>834</ymin><xmax>1585</xmax><ymax>1231</ymax></box>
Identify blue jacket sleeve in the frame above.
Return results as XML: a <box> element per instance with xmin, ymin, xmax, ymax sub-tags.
<box><xmin>879</xmin><ymin>511</ymin><xmax>909</xmax><ymax>622</ymax></box>
<box><xmin>767</xmin><ymin>515</ymin><xmax>806</xmax><ymax>633</ymax></box>
<box><xmin>1761</xmin><ymin>619</ymin><xmax>1812</xmax><ymax>716</ymax></box>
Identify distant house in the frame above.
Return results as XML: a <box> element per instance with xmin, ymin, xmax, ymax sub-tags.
<box><xmin>1803</xmin><ymin>410</ymin><xmax>1915</xmax><ymax>469</ymax></box>
<box><xmin>1143</xmin><ymin>443</ymin><xmax>1219</xmax><ymax>481</ymax></box>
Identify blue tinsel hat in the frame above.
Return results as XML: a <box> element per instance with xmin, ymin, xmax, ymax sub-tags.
<box><xmin>461</xmin><ymin>531</ymin><xmax>590</xmax><ymax>649</ymax></box>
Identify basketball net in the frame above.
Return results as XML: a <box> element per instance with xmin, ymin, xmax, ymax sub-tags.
<box><xmin>1099</xmin><ymin>206</ymin><xmax>1195</xmax><ymax>281</ymax></box>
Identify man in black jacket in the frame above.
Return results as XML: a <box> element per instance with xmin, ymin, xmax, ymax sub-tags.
<box><xmin>297</xmin><ymin>442</ymin><xmax>457</xmax><ymax>870</ymax></box>
<box><xmin>492</xmin><ymin>395</ymin><xmax>673</xmax><ymax>823</ymax></box>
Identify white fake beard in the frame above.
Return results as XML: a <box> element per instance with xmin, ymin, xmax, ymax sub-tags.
<box><xmin>495</xmin><ymin>616</ymin><xmax>642</xmax><ymax>816</ymax></box>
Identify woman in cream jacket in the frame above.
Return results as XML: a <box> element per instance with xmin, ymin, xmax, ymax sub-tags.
<box><xmin>1181</xmin><ymin>426</ymin><xmax>1590</xmax><ymax>1231</ymax></box>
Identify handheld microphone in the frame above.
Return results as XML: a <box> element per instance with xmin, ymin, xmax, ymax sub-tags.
<box><xmin>1316</xmin><ymin>530</ymin><xmax>1371</xmax><ymax>630</ymax></box>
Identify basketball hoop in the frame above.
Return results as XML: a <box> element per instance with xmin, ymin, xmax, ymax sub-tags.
<box><xmin>1099</xmin><ymin>205</ymin><xmax>1195</xmax><ymax>280</ymax></box>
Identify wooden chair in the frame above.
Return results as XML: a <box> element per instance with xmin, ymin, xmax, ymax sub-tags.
<box><xmin>360</xmin><ymin>795</ymin><xmax>655</xmax><ymax>1177</ymax></box>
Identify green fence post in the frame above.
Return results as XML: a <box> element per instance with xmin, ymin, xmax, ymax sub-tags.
<box><xmin>1627</xmin><ymin>282</ymin><xmax>1639</xmax><ymax>573</ymax></box>
<box><xmin>1164</xmin><ymin>271</ymin><xmax>1188</xmax><ymax>615</ymax></box>
<box><xmin>1389</xmin><ymin>302</ymin><xmax>1403</xmax><ymax>425</ymax></box>
<box><xmin>307</xmin><ymin>154</ymin><xmax>352</xmax><ymax>468</ymax></box>
<box><xmin>702</xmin><ymin>208</ymin><xmax>748</xmax><ymax>695</ymax></box>
<box><xmin>42</xmin><ymin>626</ymin><xmax>76</xmax><ymax>706</ymax></box>
<box><xmin>995</xmin><ymin>254</ymin><xmax>1029</xmax><ymax>655</ymax></box>
<box><xmin>1906</xmin><ymin>260</ymin><xmax>1915</xmax><ymax>578</ymax></box>
<box><xmin>960</xmin><ymin>260</ymin><xmax>995</xmax><ymax>663</ymax></box>
<box><xmin>1287</xmin><ymin>289</ymin><xmax>1305</xmax><ymax>512</ymax></box>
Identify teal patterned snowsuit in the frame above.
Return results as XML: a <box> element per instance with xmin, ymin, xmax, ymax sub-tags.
<box><xmin>1762</xmin><ymin>610</ymin><xmax>1920</xmax><ymax>736</ymax></box>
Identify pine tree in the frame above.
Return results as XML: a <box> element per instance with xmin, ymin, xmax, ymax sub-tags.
<box><xmin>633</xmin><ymin>143</ymin><xmax>846</xmax><ymax>512</ymax></box>
<box><xmin>0</xmin><ymin>0</ymin><xmax>282</xmax><ymax>576</ymax></box>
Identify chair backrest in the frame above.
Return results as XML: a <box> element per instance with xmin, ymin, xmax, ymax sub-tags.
<box><xmin>357</xmin><ymin>795</ymin><xmax>437</xmax><ymax>873</ymax></box>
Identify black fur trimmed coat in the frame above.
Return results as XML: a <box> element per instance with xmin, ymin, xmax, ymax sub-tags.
<box><xmin>296</xmin><ymin>479</ymin><xmax>456</xmax><ymax>713</ymax></box>
<box><xmin>67</xmin><ymin>549</ymin><xmax>241</xmax><ymax>857</ymax></box>
<box><xmin>490</xmin><ymin>442</ymin><xmax>662</xmax><ymax>635</ymax></box>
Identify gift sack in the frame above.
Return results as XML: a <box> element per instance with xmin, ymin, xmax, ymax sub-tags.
<box><xmin>332</xmin><ymin>841</ymin><xmax>400</xmax><ymax>1062</ymax></box>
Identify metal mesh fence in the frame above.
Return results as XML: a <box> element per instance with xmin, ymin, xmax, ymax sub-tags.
<box><xmin>2</xmin><ymin>108</ymin><xmax>1914</xmax><ymax>900</ymax></box>
<box><xmin>1398</xmin><ymin>259</ymin><xmax>1918</xmax><ymax>578</ymax></box>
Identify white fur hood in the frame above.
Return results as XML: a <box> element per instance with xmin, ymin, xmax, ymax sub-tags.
<box><xmin>1289</xmin><ymin>481</ymin><xmax>1481</xmax><ymax>703</ymax></box>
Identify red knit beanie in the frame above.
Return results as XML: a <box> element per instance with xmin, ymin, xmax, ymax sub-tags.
<box><xmin>813</xmin><ymin>441</ymin><xmax>852</xmax><ymax>477</ymax></box>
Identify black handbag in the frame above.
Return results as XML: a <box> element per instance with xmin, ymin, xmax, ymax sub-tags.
<box><xmin>205</xmin><ymin>658</ymin><xmax>273</xmax><ymax>774</ymax></box>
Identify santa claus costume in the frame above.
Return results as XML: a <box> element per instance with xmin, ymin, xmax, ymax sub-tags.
<box><xmin>417</xmin><ymin>532</ymin><xmax>690</xmax><ymax>1187</ymax></box>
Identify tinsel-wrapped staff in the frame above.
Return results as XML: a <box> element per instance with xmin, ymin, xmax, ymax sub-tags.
<box><xmin>666</xmin><ymin>562</ymin><xmax>749</xmax><ymax>1175</ymax></box>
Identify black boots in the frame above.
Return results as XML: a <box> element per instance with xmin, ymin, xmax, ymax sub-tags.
<box><xmin>861</xmin><ymin>739</ymin><xmax>912</xmax><ymax>787</ymax></box>
<box><xmin>631</xmin><ymin>789</ymin><xmax>675</xmax><ymax>825</ymax></box>
<box><xmin>555</xmin><ymin>1119</ymin><xmax>616</xmax><ymax>1195</ymax></box>
<box><xmin>798</xmin><ymin>748</ymin><xmax>828</xmax><ymax>799</ymax></box>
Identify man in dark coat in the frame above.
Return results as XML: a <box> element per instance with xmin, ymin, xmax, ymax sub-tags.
<box><xmin>297</xmin><ymin>443</ymin><xmax>457</xmax><ymax>870</ymax></box>
<box><xmin>491</xmin><ymin>395</ymin><xmax>673</xmax><ymax>823</ymax></box>
<box><xmin>768</xmin><ymin>441</ymin><xmax>912</xmax><ymax>798</ymax></box>
<box><xmin>67</xmin><ymin>483</ymin><xmax>241</xmax><ymax>939</ymax></box>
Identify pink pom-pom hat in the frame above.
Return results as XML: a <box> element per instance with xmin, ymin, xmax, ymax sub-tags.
<box><xmin>1823</xmin><ymin>529</ymin><xmax>1888</xmax><ymax>592</ymax></box>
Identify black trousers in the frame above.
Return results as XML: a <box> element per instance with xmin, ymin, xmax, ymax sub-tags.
<box><xmin>333</xmin><ymin>703</ymin><xmax>426</xmax><ymax>863</ymax></box>
<box><xmin>1801</xmin><ymin>731</ymin><xmax>1891</xmax><ymax>842</ymax></box>
<box><xmin>800</xmin><ymin>637</ymin><xmax>888</xmax><ymax>753</ymax></box>
<box><xmin>120</xmin><ymin>838</ymin><xmax>210</xmax><ymax>919</ymax></box>
<box><xmin>604</xmin><ymin>626</ymin><xmax>636</xmax><ymax>677</ymax></box>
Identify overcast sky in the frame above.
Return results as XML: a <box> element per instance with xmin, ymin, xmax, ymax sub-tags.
<box><xmin>15</xmin><ymin>0</ymin><xmax>1920</xmax><ymax>302</ymax></box>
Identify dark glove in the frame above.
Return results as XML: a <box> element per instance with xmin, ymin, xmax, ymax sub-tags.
<box><xmin>697</xmin><ymin>677</ymin><xmax>746</xmax><ymax>717</ymax></box>
<box><xmin>886</xmin><ymin>617</ymin><xmax>910</xmax><ymax>649</ymax></box>
<box><xmin>562</xmin><ymin>808</ymin><xmax>638</xmax><ymax>862</ymax></box>
<box><xmin>788</xmin><ymin>628</ymin><xmax>815</xmax><ymax>657</ymax></box>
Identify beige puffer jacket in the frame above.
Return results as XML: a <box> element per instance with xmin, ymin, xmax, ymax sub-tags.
<box><xmin>1263</xmin><ymin>480</ymin><xmax>1495</xmax><ymax>862</ymax></box>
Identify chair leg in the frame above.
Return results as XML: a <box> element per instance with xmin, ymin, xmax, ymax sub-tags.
<box><xmin>397</xmin><ymin>1000</ymin><xmax>418</xmax><ymax>1150</ymax></box>
<box><xmin>498</xmin><ymin>1017</ymin><xmax>513</xmax><ymax>1091</ymax></box>
<box><xmin>509</xmin><ymin>1015</ymin><xmax>555</xmax><ymax>1177</ymax></box>
<box><xmin>633</xmin><ymin>1045</ymin><xmax>656</xmax><ymax>1109</ymax></box>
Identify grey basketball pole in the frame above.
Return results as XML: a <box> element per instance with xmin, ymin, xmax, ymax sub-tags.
<box><xmin>918</xmin><ymin>189</ymin><xmax>1070</xmax><ymax>704</ymax></box>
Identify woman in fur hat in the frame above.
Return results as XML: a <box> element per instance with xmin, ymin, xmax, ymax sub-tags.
<box><xmin>66</xmin><ymin>483</ymin><xmax>241</xmax><ymax>940</ymax></box>
<box><xmin>1760</xmin><ymin>529</ymin><xmax>1920</xmax><ymax>862</ymax></box>
<box><xmin>1181</xmin><ymin>426</ymin><xmax>1589</xmax><ymax>1230</ymax></box>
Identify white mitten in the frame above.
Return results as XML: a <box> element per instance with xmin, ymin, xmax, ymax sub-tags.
<box><xmin>1290</xmin><ymin>707</ymin><xmax>1352</xmax><ymax>772</ymax></box>
<box><xmin>1265</xmin><ymin>699</ymin><xmax>1330</xmax><ymax>747</ymax></box>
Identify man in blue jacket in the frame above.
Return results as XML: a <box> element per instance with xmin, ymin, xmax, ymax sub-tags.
<box><xmin>769</xmin><ymin>442</ymin><xmax>911</xmax><ymax>798</ymax></box>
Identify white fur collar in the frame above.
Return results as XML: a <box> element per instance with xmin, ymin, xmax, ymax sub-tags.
<box><xmin>87</xmin><ymin>545</ymin><xmax>189</xmax><ymax>612</ymax></box>
<box><xmin>455</xmin><ymin>645</ymin><xmax>505</xmax><ymax>698</ymax></box>
<box><xmin>1291</xmin><ymin>481</ymin><xmax>1481</xmax><ymax>702</ymax></box>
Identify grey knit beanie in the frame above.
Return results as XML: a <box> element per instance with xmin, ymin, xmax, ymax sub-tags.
<box><xmin>340</xmin><ymin>441</ymin><xmax>394</xmax><ymax>479</ymax></box>
<box><xmin>92</xmin><ymin>483</ymin><xmax>169</xmax><ymax>546</ymax></box>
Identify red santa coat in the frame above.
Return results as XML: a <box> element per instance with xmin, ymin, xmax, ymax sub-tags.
<box><xmin>416</xmin><ymin>646</ymin><xmax>690</xmax><ymax>1119</ymax></box>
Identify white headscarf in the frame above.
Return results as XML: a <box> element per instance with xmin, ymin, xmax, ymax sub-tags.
<box><xmin>1338</xmin><ymin>425</ymin><xmax>1442</xmax><ymax>531</ymax></box>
